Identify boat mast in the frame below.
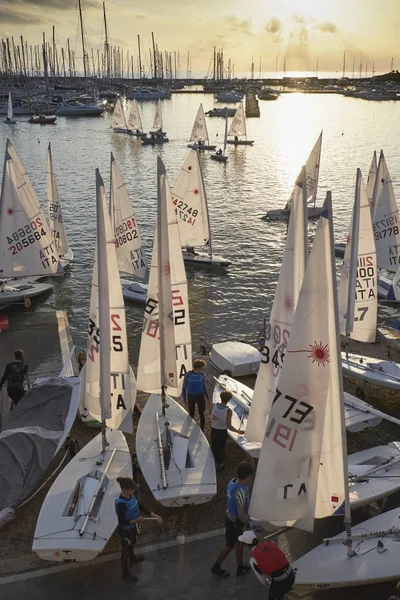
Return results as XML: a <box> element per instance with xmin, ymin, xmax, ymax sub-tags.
<box><xmin>157</xmin><ymin>158</ymin><xmax>168</xmax><ymax>416</ymax></box>
<box><xmin>326</xmin><ymin>191</ymin><xmax>353</xmax><ymax>557</ymax></box>
<box><xmin>199</xmin><ymin>155</ymin><xmax>212</xmax><ymax>259</ymax></box>
<box><xmin>223</xmin><ymin>110</ymin><xmax>228</xmax><ymax>156</ymax></box>
<box><xmin>137</xmin><ymin>35</ymin><xmax>142</xmax><ymax>80</ymax></box>
<box><xmin>103</xmin><ymin>2</ymin><xmax>110</xmax><ymax>80</ymax></box>
<box><xmin>78</xmin><ymin>0</ymin><xmax>87</xmax><ymax>80</ymax></box>
<box><xmin>96</xmin><ymin>169</ymin><xmax>111</xmax><ymax>454</ymax></box>
<box><xmin>152</xmin><ymin>32</ymin><xmax>157</xmax><ymax>82</ymax></box>
<box><xmin>344</xmin><ymin>172</ymin><xmax>360</xmax><ymax>360</ymax></box>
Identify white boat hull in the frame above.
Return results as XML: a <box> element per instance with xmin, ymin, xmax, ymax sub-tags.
<box><xmin>0</xmin><ymin>280</ymin><xmax>53</xmax><ymax>305</ymax></box>
<box><xmin>377</xmin><ymin>274</ymin><xmax>400</xmax><ymax>303</ymax></box>
<box><xmin>264</xmin><ymin>206</ymin><xmax>324</xmax><ymax>221</ymax></box>
<box><xmin>349</xmin><ymin>443</ymin><xmax>400</xmax><ymax>509</ymax></box>
<box><xmin>121</xmin><ymin>278</ymin><xmax>148</xmax><ymax>302</ymax></box>
<box><xmin>33</xmin><ymin>429</ymin><xmax>132</xmax><ymax>562</ymax></box>
<box><xmin>342</xmin><ymin>352</ymin><xmax>400</xmax><ymax>390</ymax></box>
<box><xmin>182</xmin><ymin>250</ymin><xmax>231</xmax><ymax>268</ymax></box>
<box><xmin>292</xmin><ymin>508</ymin><xmax>400</xmax><ymax>590</ymax></box>
<box><xmin>210</xmin><ymin>342</ymin><xmax>261</xmax><ymax>377</ymax></box>
<box><xmin>135</xmin><ymin>394</ymin><xmax>216</xmax><ymax>507</ymax></box>
<box><xmin>213</xmin><ymin>374</ymin><xmax>383</xmax><ymax>458</ymax></box>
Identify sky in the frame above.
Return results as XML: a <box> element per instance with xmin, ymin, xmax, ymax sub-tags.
<box><xmin>0</xmin><ymin>0</ymin><xmax>400</xmax><ymax>75</ymax></box>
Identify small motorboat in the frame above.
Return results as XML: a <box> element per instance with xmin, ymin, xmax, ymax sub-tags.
<box><xmin>215</xmin><ymin>91</ymin><xmax>243</xmax><ymax>103</ymax></box>
<box><xmin>206</xmin><ymin>107</ymin><xmax>236</xmax><ymax>117</ymax></box>
<box><xmin>141</xmin><ymin>132</ymin><xmax>169</xmax><ymax>145</ymax></box>
<box><xmin>29</xmin><ymin>114</ymin><xmax>57</xmax><ymax>125</ymax></box>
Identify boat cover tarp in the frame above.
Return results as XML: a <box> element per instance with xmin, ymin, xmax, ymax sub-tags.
<box><xmin>0</xmin><ymin>378</ymin><xmax>74</xmax><ymax>528</ymax></box>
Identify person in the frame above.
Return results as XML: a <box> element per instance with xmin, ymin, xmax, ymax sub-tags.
<box><xmin>115</xmin><ymin>477</ymin><xmax>163</xmax><ymax>582</ymax></box>
<box><xmin>234</xmin><ymin>135</ymin><xmax>239</xmax><ymax>142</ymax></box>
<box><xmin>0</xmin><ymin>350</ymin><xmax>28</xmax><ymax>408</ymax></box>
<box><xmin>238</xmin><ymin>531</ymin><xmax>295</xmax><ymax>600</ymax></box>
<box><xmin>181</xmin><ymin>359</ymin><xmax>210</xmax><ymax>431</ymax></box>
<box><xmin>77</xmin><ymin>351</ymin><xmax>86</xmax><ymax>373</ymax></box>
<box><xmin>211</xmin><ymin>461</ymin><xmax>254</xmax><ymax>578</ymax></box>
<box><xmin>257</xmin><ymin>337</ymin><xmax>266</xmax><ymax>353</ymax></box>
<box><xmin>216</xmin><ymin>148</ymin><xmax>223</xmax><ymax>156</ymax></box>
<box><xmin>388</xmin><ymin>581</ymin><xmax>400</xmax><ymax>600</ymax></box>
<box><xmin>186</xmin><ymin>246</ymin><xmax>197</xmax><ymax>256</ymax></box>
<box><xmin>211</xmin><ymin>390</ymin><xmax>244</xmax><ymax>472</ymax></box>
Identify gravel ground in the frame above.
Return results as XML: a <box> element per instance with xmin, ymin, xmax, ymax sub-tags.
<box><xmin>1</xmin><ymin>341</ymin><xmax>400</xmax><ymax>578</ymax></box>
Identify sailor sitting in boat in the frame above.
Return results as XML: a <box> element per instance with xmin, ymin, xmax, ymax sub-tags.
<box><xmin>234</xmin><ymin>136</ymin><xmax>239</xmax><ymax>142</ymax></box>
<box><xmin>239</xmin><ymin>531</ymin><xmax>295</xmax><ymax>600</ymax></box>
<box><xmin>186</xmin><ymin>245</ymin><xmax>198</xmax><ymax>256</ymax></box>
<box><xmin>216</xmin><ymin>148</ymin><xmax>223</xmax><ymax>156</ymax></box>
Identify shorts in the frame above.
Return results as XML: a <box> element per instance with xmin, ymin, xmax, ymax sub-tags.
<box><xmin>270</xmin><ymin>567</ymin><xmax>295</xmax><ymax>599</ymax></box>
<box><xmin>225</xmin><ymin>516</ymin><xmax>243</xmax><ymax>549</ymax></box>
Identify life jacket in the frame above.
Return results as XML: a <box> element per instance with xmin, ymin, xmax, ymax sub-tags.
<box><xmin>211</xmin><ymin>404</ymin><xmax>228</xmax><ymax>430</ymax></box>
<box><xmin>226</xmin><ymin>478</ymin><xmax>249</xmax><ymax>517</ymax></box>
<box><xmin>7</xmin><ymin>362</ymin><xmax>25</xmax><ymax>386</ymax></box>
<box><xmin>250</xmin><ymin>541</ymin><xmax>289</xmax><ymax>582</ymax></box>
<box><xmin>185</xmin><ymin>371</ymin><xmax>205</xmax><ymax>395</ymax></box>
<box><xmin>115</xmin><ymin>494</ymin><xmax>139</xmax><ymax>527</ymax></box>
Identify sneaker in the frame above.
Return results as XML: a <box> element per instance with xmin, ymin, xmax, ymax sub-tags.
<box><xmin>130</xmin><ymin>554</ymin><xmax>144</xmax><ymax>564</ymax></box>
<box><xmin>211</xmin><ymin>564</ymin><xmax>229</xmax><ymax>578</ymax></box>
<box><xmin>236</xmin><ymin>565</ymin><xmax>251</xmax><ymax>577</ymax></box>
<box><xmin>122</xmin><ymin>573</ymin><xmax>139</xmax><ymax>583</ymax></box>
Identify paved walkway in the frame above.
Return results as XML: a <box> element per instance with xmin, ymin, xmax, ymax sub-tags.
<box><xmin>0</xmin><ymin>530</ymin><xmax>395</xmax><ymax>600</ymax></box>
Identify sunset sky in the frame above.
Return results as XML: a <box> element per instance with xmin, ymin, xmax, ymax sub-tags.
<box><xmin>0</xmin><ymin>0</ymin><xmax>399</xmax><ymax>75</ymax></box>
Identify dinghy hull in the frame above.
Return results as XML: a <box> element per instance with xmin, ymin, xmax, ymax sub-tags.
<box><xmin>182</xmin><ymin>251</ymin><xmax>231</xmax><ymax>268</ymax></box>
<box><xmin>121</xmin><ymin>278</ymin><xmax>148</xmax><ymax>303</ymax></box>
<box><xmin>342</xmin><ymin>352</ymin><xmax>400</xmax><ymax>390</ymax></box>
<box><xmin>210</xmin><ymin>154</ymin><xmax>228</xmax><ymax>163</ymax></box>
<box><xmin>226</xmin><ymin>140</ymin><xmax>254</xmax><ymax>145</ymax></box>
<box><xmin>33</xmin><ymin>429</ymin><xmax>131</xmax><ymax>562</ymax></box>
<box><xmin>0</xmin><ymin>280</ymin><xmax>53</xmax><ymax>305</ymax></box>
<box><xmin>349</xmin><ymin>443</ymin><xmax>400</xmax><ymax>508</ymax></box>
<box><xmin>264</xmin><ymin>206</ymin><xmax>324</xmax><ymax>221</ymax></box>
<box><xmin>136</xmin><ymin>394</ymin><xmax>216</xmax><ymax>507</ymax></box>
<box><xmin>187</xmin><ymin>143</ymin><xmax>217</xmax><ymax>150</ymax></box>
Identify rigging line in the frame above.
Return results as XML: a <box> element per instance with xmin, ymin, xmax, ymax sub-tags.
<box><xmin>18</xmin><ymin>447</ymin><xmax>70</xmax><ymax>510</ymax></box>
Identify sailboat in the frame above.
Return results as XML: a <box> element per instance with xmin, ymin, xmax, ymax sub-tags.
<box><xmin>265</xmin><ymin>131</ymin><xmax>323</xmax><ymax>221</ymax></box>
<box><xmin>111</xmin><ymin>97</ymin><xmax>131</xmax><ymax>134</ymax></box>
<box><xmin>277</xmin><ymin>202</ymin><xmax>400</xmax><ymax>592</ymax></box>
<box><xmin>0</xmin><ymin>139</ymin><xmax>61</xmax><ymax>307</ymax></box>
<box><xmin>110</xmin><ymin>153</ymin><xmax>149</xmax><ymax>302</ymax></box>
<box><xmin>135</xmin><ymin>157</ymin><xmax>216</xmax><ymax>507</ymax></box>
<box><xmin>187</xmin><ymin>103</ymin><xmax>216</xmax><ymax>150</ymax></box>
<box><xmin>33</xmin><ymin>169</ymin><xmax>135</xmax><ymax>562</ymax></box>
<box><xmin>3</xmin><ymin>92</ymin><xmax>16</xmax><ymax>125</ymax></box>
<box><xmin>141</xmin><ymin>100</ymin><xmax>169</xmax><ymax>144</ymax></box>
<box><xmin>210</xmin><ymin>111</ymin><xmax>228</xmax><ymax>162</ymax></box>
<box><xmin>340</xmin><ymin>169</ymin><xmax>400</xmax><ymax>390</ymax></box>
<box><xmin>127</xmin><ymin>99</ymin><xmax>145</xmax><ymax>136</ymax></box>
<box><xmin>47</xmin><ymin>143</ymin><xmax>74</xmax><ymax>267</ymax></box>
<box><xmin>226</xmin><ymin>102</ymin><xmax>254</xmax><ymax>145</ymax></box>
<box><xmin>172</xmin><ymin>150</ymin><xmax>230</xmax><ymax>267</ymax></box>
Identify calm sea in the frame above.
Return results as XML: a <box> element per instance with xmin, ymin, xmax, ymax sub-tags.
<box><xmin>1</xmin><ymin>92</ymin><xmax>400</xmax><ymax>365</ymax></box>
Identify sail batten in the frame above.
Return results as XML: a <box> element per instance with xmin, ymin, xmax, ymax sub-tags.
<box><xmin>137</xmin><ymin>157</ymin><xmax>192</xmax><ymax>397</ymax></box>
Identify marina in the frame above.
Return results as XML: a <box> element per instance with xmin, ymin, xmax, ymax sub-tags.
<box><xmin>2</xmin><ymin>7</ymin><xmax>400</xmax><ymax>594</ymax></box>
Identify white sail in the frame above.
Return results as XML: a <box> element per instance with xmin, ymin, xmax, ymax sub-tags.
<box><xmin>287</xmin><ymin>132</ymin><xmax>322</xmax><ymax>208</ymax></box>
<box><xmin>111</xmin><ymin>98</ymin><xmax>128</xmax><ymax>131</ymax></box>
<box><xmin>110</xmin><ymin>154</ymin><xmax>148</xmax><ymax>279</ymax></box>
<box><xmin>245</xmin><ymin>167</ymin><xmax>308</xmax><ymax>444</ymax></box>
<box><xmin>152</xmin><ymin>99</ymin><xmax>163</xmax><ymax>131</ymax></box>
<box><xmin>172</xmin><ymin>150</ymin><xmax>210</xmax><ymax>248</ymax></box>
<box><xmin>338</xmin><ymin>169</ymin><xmax>377</xmax><ymax>343</ymax></box>
<box><xmin>83</xmin><ymin>171</ymin><xmax>136</xmax><ymax>432</ymax></box>
<box><xmin>47</xmin><ymin>143</ymin><xmax>69</xmax><ymax>256</ymax></box>
<box><xmin>7</xmin><ymin>92</ymin><xmax>13</xmax><ymax>120</ymax></box>
<box><xmin>227</xmin><ymin>102</ymin><xmax>246</xmax><ymax>138</ymax></box>
<box><xmin>250</xmin><ymin>198</ymin><xmax>346</xmax><ymax>530</ymax></box>
<box><xmin>370</xmin><ymin>151</ymin><xmax>400</xmax><ymax>272</ymax></box>
<box><xmin>190</xmin><ymin>104</ymin><xmax>208</xmax><ymax>142</ymax></box>
<box><xmin>137</xmin><ymin>158</ymin><xmax>192</xmax><ymax>397</ymax></box>
<box><xmin>127</xmin><ymin>100</ymin><xmax>143</xmax><ymax>133</ymax></box>
<box><xmin>366</xmin><ymin>151</ymin><xmax>377</xmax><ymax>206</ymax></box>
<box><xmin>0</xmin><ymin>140</ymin><xmax>62</xmax><ymax>278</ymax></box>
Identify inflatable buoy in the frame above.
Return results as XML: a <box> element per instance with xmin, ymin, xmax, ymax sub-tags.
<box><xmin>24</xmin><ymin>297</ymin><xmax>31</xmax><ymax>309</ymax></box>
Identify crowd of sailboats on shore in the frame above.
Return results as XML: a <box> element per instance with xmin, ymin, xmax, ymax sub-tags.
<box><xmin>2</xmin><ymin>126</ymin><xmax>400</xmax><ymax>593</ymax></box>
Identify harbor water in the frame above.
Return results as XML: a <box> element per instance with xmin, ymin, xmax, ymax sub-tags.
<box><xmin>1</xmin><ymin>92</ymin><xmax>400</xmax><ymax>362</ymax></box>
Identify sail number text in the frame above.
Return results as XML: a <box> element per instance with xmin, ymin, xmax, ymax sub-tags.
<box><xmin>144</xmin><ymin>290</ymin><xmax>185</xmax><ymax>338</ymax></box>
<box><xmin>115</xmin><ymin>218</ymin><xmax>139</xmax><ymax>248</ymax></box>
<box><xmin>7</xmin><ymin>217</ymin><xmax>48</xmax><ymax>255</ymax></box>
<box><xmin>172</xmin><ymin>197</ymin><xmax>198</xmax><ymax>226</ymax></box>
<box><xmin>265</xmin><ymin>388</ymin><xmax>314</xmax><ymax>452</ymax></box>
<box><xmin>87</xmin><ymin>313</ymin><xmax>124</xmax><ymax>362</ymax></box>
<box><xmin>48</xmin><ymin>203</ymin><xmax>63</xmax><ymax>223</ymax></box>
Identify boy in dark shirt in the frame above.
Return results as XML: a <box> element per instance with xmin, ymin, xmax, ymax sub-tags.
<box><xmin>0</xmin><ymin>349</ymin><xmax>28</xmax><ymax>408</ymax></box>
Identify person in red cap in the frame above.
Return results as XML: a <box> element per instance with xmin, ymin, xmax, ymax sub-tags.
<box><xmin>238</xmin><ymin>530</ymin><xmax>295</xmax><ymax>599</ymax></box>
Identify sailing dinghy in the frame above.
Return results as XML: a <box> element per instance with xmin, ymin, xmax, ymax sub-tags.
<box><xmin>339</xmin><ymin>169</ymin><xmax>400</xmax><ymax>391</ymax></box>
<box><xmin>187</xmin><ymin>103</ymin><xmax>216</xmax><ymax>150</ymax></box>
<box><xmin>210</xmin><ymin>111</ymin><xmax>228</xmax><ymax>162</ymax></box>
<box><xmin>3</xmin><ymin>92</ymin><xmax>16</xmax><ymax>124</ymax></box>
<box><xmin>47</xmin><ymin>143</ymin><xmax>74</xmax><ymax>267</ymax></box>
<box><xmin>110</xmin><ymin>154</ymin><xmax>148</xmax><ymax>303</ymax></box>
<box><xmin>33</xmin><ymin>170</ymin><xmax>135</xmax><ymax>562</ymax></box>
<box><xmin>135</xmin><ymin>157</ymin><xmax>216</xmax><ymax>507</ymax></box>
<box><xmin>141</xmin><ymin>100</ymin><xmax>169</xmax><ymax>144</ymax></box>
<box><xmin>127</xmin><ymin>99</ymin><xmax>144</xmax><ymax>136</ymax></box>
<box><xmin>226</xmin><ymin>102</ymin><xmax>254</xmax><ymax>145</ymax></box>
<box><xmin>172</xmin><ymin>150</ymin><xmax>231</xmax><ymax>268</ymax></box>
<box><xmin>111</xmin><ymin>97</ymin><xmax>131</xmax><ymax>134</ymax></box>
<box><xmin>0</xmin><ymin>139</ymin><xmax>61</xmax><ymax>306</ymax></box>
<box><xmin>265</xmin><ymin>131</ymin><xmax>323</xmax><ymax>221</ymax></box>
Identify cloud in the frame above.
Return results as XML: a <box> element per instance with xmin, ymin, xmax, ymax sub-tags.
<box><xmin>224</xmin><ymin>16</ymin><xmax>253</xmax><ymax>36</ymax></box>
<box><xmin>265</xmin><ymin>16</ymin><xmax>281</xmax><ymax>34</ymax></box>
<box><xmin>0</xmin><ymin>4</ymin><xmax>44</xmax><ymax>24</ymax></box>
<box><xmin>1</xmin><ymin>0</ymin><xmax>99</xmax><ymax>10</ymax></box>
<box><xmin>315</xmin><ymin>21</ymin><xmax>337</xmax><ymax>34</ymax></box>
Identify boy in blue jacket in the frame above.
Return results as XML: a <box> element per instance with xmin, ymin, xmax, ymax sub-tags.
<box><xmin>181</xmin><ymin>359</ymin><xmax>210</xmax><ymax>431</ymax></box>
